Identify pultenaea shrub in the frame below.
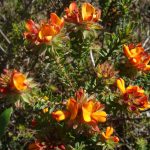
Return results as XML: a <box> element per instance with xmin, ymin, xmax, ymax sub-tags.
<box><xmin>0</xmin><ymin>0</ymin><xmax>150</xmax><ymax>150</ymax></box>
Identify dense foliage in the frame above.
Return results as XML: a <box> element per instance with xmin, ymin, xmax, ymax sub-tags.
<box><xmin>0</xmin><ymin>0</ymin><xmax>150</xmax><ymax>150</ymax></box>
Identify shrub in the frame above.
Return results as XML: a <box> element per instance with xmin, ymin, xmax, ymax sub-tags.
<box><xmin>0</xmin><ymin>0</ymin><xmax>150</xmax><ymax>149</ymax></box>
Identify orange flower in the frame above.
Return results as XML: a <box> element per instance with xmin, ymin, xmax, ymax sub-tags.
<box><xmin>64</xmin><ymin>2</ymin><xmax>80</xmax><ymax>24</ymax></box>
<box><xmin>117</xmin><ymin>78</ymin><xmax>150</xmax><ymax>113</ymax></box>
<box><xmin>123</xmin><ymin>44</ymin><xmax>150</xmax><ymax>71</ymax></box>
<box><xmin>82</xmin><ymin>100</ymin><xmax>107</xmax><ymax>123</ymax></box>
<box><xmin>37</xmin><ymin>23</ymin><xmax>56</xmax><ymax>44</ymax></box>
<box><xmin>49</xmin><ymin>13</ymin><xmax>64</xmax><ymax>32</ymax></box>
<box><xmin>52</xmin><ymin>88</ymin><xmax>107</xmax><ymax>129</ymax></box>
<box><xmin>52</xmin><ymin>98</ymin><xmax>78</xmax><ymax>121</ymax></box>
<box><xmin>0</xmin><ymin>69</ymin><xmax>36</xmax><ymax>104</ymax></box>
<box><xmin>81</xmin><ymin>3</ymin><xmax>101</xmax><ymax>22</ymax></box>
<box><xmin>102</xmin><ymin>126</ymin><xmax>119</xmax><ymax>143</ymax></box>
<box><xmin>24</xmin><ymin>19</ymin><xmax>39</xmax><ymax>43</ymax></box>
<box><xmin>24</xmin><ymin>13</ymin><xmax>64</xmax><ymax>45</ymax></box>
<box><xmin>10</xmin><ymin>71</ymin><xmax>27</xmax><ymax>91</ymax></box>
<box><xmin>64</xmin><ymin>2</ymin><xmax>101</xmax><ymax>28</ymax></box>
<box><xmin>0</xmin><ymin>69</ymin><xmax>27</xmax><ymax>93</ymax></box>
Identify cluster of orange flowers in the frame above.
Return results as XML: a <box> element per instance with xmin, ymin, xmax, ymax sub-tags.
<box><xmin>0</xmin><ymin>69</ymin><xmax>28</xmax><ymax>94</ymax></box>
<box><xmin>52</xmin><ymin>88</ymin><xmax>119</xmax><ymax>143</ymax></box>
<box><xmin>64</xmin><ymin>2</ymin><xmax>101</xmax><ymax>28</ymax></box>
<box><xmin>24</xmin><ymin>13</ymin><xmax>64</xmax><ymax>45</ymax></box>
<box><xmin>24</xmin><ymin>2</ymin><xmax>101</xmax><ymax>45</ymax></box>
<box><xmin>52</xmin><ymin>88</ymin><xmax>107</xmax><ymax>129</ymax></box>
<box><xmin>117</xmin><ymin>78</ymin><xmax>150</xmax><ymax>113</ymax></box>
<box><xmin>123</xmin><ymin>44</ymin><xmax>150</xmax><ymax>71</ymax></box>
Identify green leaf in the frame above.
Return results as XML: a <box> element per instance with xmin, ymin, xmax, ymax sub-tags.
<box><xmin>136</xmin><ymin>138</ymin><xmax>148</xmax><ymax>150</ymax></box>
<box><xmin>0</xmin><ymin>107</ymin><xmax>13</xmax><ymax>137</ymax></box>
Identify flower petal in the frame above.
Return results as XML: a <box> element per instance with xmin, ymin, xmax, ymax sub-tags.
<box><xmin>102</xmin><ymin>132</ymin><xmax>108</xmax><ymax>140</ymax></box>
<box><xmin>52</xmin><ymin>110</ymin><xmax>69</xmax><ymax>122</ymax></box>
<box><xmin>105</xmin><ymin>126</ymin><xmax>114</xmax><ymax>137</ymax></box>
<box><xmin>50</xmin><ymin>13</ymin><xmax>64</xmax><ymax>29</ymax></box>
<box><xmin>112</xmin><ymin>136</ymin><xmax>119</xmax><ymax>143</ymax></box>
<box><xmin>69</xmin><ymin>2</ymin><xmax>78</xmax><ymax>12</ymax></box>
<box><xmin>91</xmin><ymin>111</ymin><xmax>107</xmax><ymax>122</ymax></box>
<box><xmin>123</xmin><ymin>44</ymin><xmax>132</xmax><ymax>58</ymax></box>
<box><xmin>12</xmin><ymin>72</ymin><xmax>27</xmax><ymax>91</ymax></box>
<box><xmin>82</xmin><ymin>100</ymin><xmax>94</xmax><ymax>122</ymax></box>
<box><xmin>67</xmin><ymin>98</ymin><xmax>78</xmax><ymax>120</ymax></box>
<box><xmin>82</xmin><ymin>3</ymin><xmax>95</xmax><ymax>21</ymax></box>
<box><xmin>25</xmin><ymin>19</ymin><xmax>38</xmax><ymax>33</ymax></box>
<box><xmin>117</xmin><ymin>78</ymin><xmax>126</xmax><ymax>94</ymax></box>
<box><xmin>38</xmin><ymin>25</ymin><xmax>56</xmax><ymax>40</ymax></box>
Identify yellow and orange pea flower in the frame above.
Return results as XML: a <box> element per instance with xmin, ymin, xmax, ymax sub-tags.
<box><xmin>117</xmin><ymin>78</ymin><xmax>150</xmax><ymax>113</ymax></box>
<box><xmin>24</xmin><ymin>13</ymin><xmax>64</xmax><ymax>45</ymax></box>
<box><xmin>52</xmin><ymin>88</ymin><xmax>107</xmax><ymax>127</ymax></box>
<box><xmin>0</xmin><ymin>69</ymin><xmax>27</xmax><ymax>94</ymax></box>
<box><xmin>123</xmin><ymin>43</ymin><xmax>150</xmax><ymax>71</ymax></box>
<box><xmin>102</xmin><ymin>126</ymin><xmax>119</xmax><ymax>143</ymax></box>
<box><xmin>64</xmin><ymin>2</ymin><xmax>101</xmax><ymax>28</ymax></box>
<box><xmin>10</xmin><ymin>70</ymin><xmax>27</xmax><ymax>91</ymax></box>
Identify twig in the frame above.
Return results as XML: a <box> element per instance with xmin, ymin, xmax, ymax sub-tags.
<box><xmin>145</xmin><ymin>47</ymin><xmax>150</xmax><ymax>51</ymax></box>
<box><xmin>0</xmin><ymin>44</ymin><xmax>6</xmax><ymax>53</ymax></box>
<box><xmin>90</xmin><ymin>50</ymin><xmax>95</xmax><ymax>67</ymax></box>
<box><xmin>0</xmin><ymin>29</ymin><xmax>11</xmax><ymax>44</ymax></box>
<box><xmin>143</xmin><ymin>36</ymin><xmax>150</xmax><ymax>48</ymax></box>
<box><xmin>143</xmin><ymin>30</ymin><xmax>150</xmax><ymax>48</ymax></box>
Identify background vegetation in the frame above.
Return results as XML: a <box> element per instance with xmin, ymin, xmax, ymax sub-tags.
<box><xmin>0</xmin><ymin>0</ymin><xmax>150</xmax><ymax>149</ymax></box>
